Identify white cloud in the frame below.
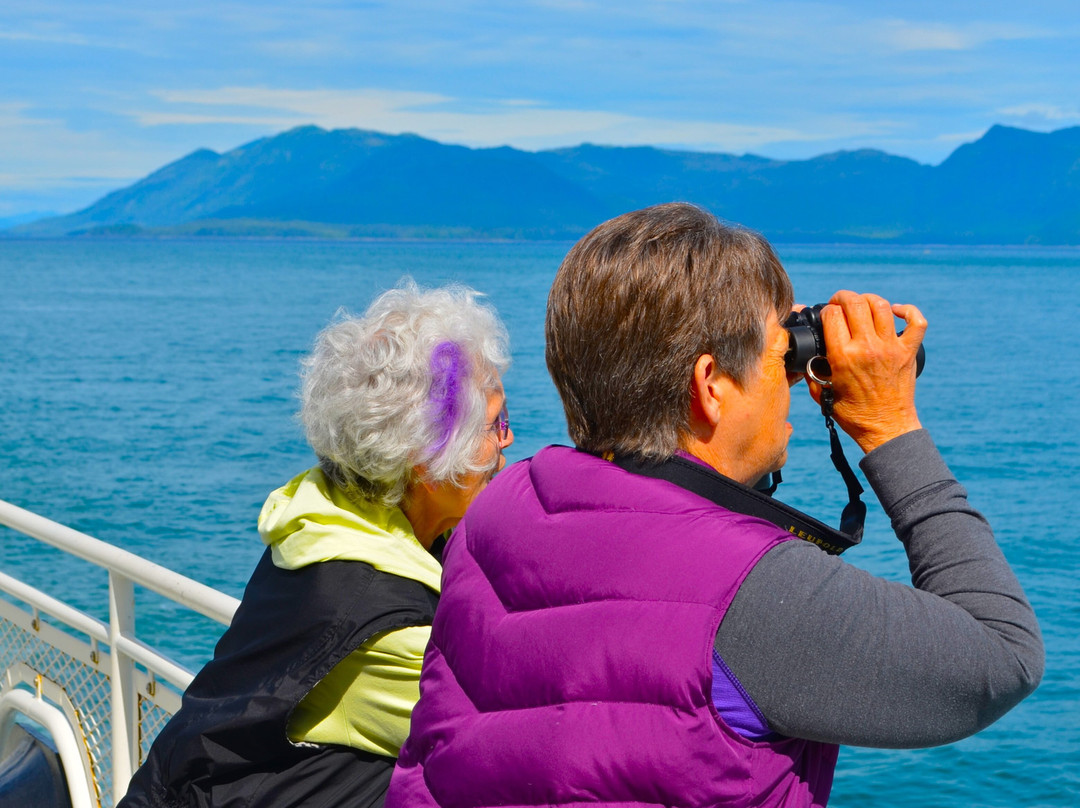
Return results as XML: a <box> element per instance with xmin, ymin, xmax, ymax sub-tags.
<box><xmin>135</xmin><ymin>112</ymin><xmax>301</xmax><ymax>127</ymax></box>
<box><xmin>933</xmin><ymin>129</ymin><xmax>989</xmax><ymax>146</ymax></box>
<box><xmin>876</xmin><ymin>19</ymin><xmax>1054</xmax><ymax>52</ymax></box>
<box><xmin>883</xmin><ymin>23</ymin><xmax>971</xmax><ymax>51</ymax></box>
<box><xmin>999</xmin><ymin>103</ymin><xmax>1080</xmax><ymax>123</ymax></box>
<box><xmin>0</xmin><ymin>27</ymin><xmax>89</xmax><ymax>45</ymax></box>
<box><xmin>150</xmin><ymin>87</ymin><xmax>452</xmax><ymax>118</ymax></box>
<box><xmin>0</xmin><ymin>102</ymin><xmax>43</xmax><ymax>125</ymax></box>
<box><xmin>0</xmin><ymin>103</ymin><xmax>175</xmax><ymax>187</ymax></box>
<box><xmin>0</xmin><ymin>20</ymin><xmax>146</xmax><ymax>52</ymax></box>
<box><xmin>135</xmin><ymin>86</ymin><xmax>838</xmax><ymax>154</ymax></box>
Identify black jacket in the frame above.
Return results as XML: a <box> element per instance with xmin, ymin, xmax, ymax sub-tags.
<box><xmin>118</xmin><ymin>548</ymin><xmax>439</xmax><ymax>808</ymax></box>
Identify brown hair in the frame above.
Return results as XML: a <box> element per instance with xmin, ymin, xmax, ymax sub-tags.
<box><xmin>545</xmin><ymin>202</ymin><xmax>793</xmax><ymax>459</ymax></box>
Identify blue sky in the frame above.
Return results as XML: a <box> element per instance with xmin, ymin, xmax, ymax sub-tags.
<box><xmin>3</xmin><ymin>0</ymin><xmax>1078</xmax><ymax>217</ymax></box>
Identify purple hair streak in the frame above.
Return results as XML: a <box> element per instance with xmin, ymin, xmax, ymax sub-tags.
<box><xmin>428</xmin><ymin>341</ymin><xmax>470</xmax><ymax>456</ymax></box>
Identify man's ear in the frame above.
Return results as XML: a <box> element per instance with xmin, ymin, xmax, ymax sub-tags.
<box><xmin>690</xmin><ymin>354</ymin><xmax>740</xmax><ymax>432</ymax></box>
<box><xmin>690</xmin><ymin>354</ymin><xmax>722</xmax><ymax>429</ymax></box>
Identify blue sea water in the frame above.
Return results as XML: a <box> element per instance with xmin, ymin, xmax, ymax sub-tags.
<box><xmin>1</xmin><ymin>238</ymin><xmax>1077</xmax><ymax>806</ymax></box>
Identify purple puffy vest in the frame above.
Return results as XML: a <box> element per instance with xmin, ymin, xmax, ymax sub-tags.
<box><xmin>389</xmin><ymin>446</ymin><xmax>837</xmax><ymax>807</ymax></box>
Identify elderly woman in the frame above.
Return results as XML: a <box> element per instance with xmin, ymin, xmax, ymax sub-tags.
<box><xmin>119</xmin><ymin>282</ymin><xmax>512</xmax><ymax>808</ymax></box>
<box><xmin>388</xmin><ymin>204</ymin><xmax>1042</xmax><ymax>807</ymax></box>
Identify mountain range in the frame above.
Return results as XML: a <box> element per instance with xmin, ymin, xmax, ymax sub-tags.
<box><xmin>12</xmin><ymin>123</ymin><xmax>1080</xmax><ymax>244</ymax></box>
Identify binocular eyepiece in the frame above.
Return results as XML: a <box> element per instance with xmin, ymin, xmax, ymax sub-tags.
<box><xmin>783</xmin><ymin>304</ymin><xmax>926</xmax><ymax>378</ymax></box>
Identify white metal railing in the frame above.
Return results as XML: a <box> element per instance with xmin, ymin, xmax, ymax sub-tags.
<box><xmin>0</xmin><ymin>497</ymin><xmax>240</xmax><ymax>807</ymax></box>
<box><xmin>0</xmin><ymin>681</ymin><xmax>95</xmax><ymax>808</ymax></box>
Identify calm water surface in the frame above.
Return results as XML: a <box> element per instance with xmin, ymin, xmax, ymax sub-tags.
<box><xmin>1</xmin><ymin>239</ymin><xmax>1077</xmax><ymax>806</ymax></box>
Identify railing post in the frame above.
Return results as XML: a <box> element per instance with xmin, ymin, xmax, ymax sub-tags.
<box><xmin>0</xmin><ymin>497</ymin><xmax>240</xmax><ymax>805</ymax></box>
<box><xmin>109</xmin><ymin>571</ymin><xmax>137</xmax><ymax>803</ymax></box>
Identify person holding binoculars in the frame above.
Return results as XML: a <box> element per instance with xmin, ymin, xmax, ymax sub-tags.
<box><xmin>388</xmin><ymin>202</ymin><xmax>1043</xmax><ymax>808</ymax></box>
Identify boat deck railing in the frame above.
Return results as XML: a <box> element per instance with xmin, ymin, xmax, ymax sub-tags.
<box><xmin>0</xmin><ymin>498</ymin><xmax>240</xmax><ymax>808</ymax></box>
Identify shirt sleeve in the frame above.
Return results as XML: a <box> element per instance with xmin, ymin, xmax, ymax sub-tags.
<box><xmin>714</xmin><ymin>429</ymin><xmax>1044</xmax><ymax>748</ymax></box>
<box><xmin>287</xmin><ymin>625</ymin><xmax>430</xmax><ymax>757</ymax></box>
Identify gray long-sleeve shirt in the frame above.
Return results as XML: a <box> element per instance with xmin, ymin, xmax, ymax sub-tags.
<box><xmin>714</xmin><ymin>429</ymin><xmax>1044</xmax><ymax>748</ymax></box>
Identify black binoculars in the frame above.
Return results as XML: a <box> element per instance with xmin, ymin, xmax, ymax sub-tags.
<box><xmin>784</xmin><ymin>304</ymin><xmax>926</xmax><ymax>377</ymax></box>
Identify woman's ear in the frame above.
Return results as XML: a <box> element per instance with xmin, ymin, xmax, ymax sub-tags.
<box><xmin>410</xmin><ymin>464</ymin><xmax>434</xmax><ymax>491</ymax></box>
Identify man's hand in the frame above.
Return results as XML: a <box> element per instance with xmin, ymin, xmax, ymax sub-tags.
<box><xmin>805</xmin><ymin>290</ymin><xmax>927</xmax><ymax>453</ymax></box>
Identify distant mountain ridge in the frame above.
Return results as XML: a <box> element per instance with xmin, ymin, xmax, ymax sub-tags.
<box><xmin>0</xmin><ymin>210</ymin><xmax>59</xmax><ymax>230</ymax></box>
<box><xmin>13</xmin><ymin>124</ymin><xmax>1080</xmax><ymax>243</ymax></box>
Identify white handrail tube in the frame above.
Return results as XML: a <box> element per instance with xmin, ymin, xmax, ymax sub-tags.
<box><xmin>113</xmin><ymin>636</ymin><xmax>194</xmax><ymax>692</ymax></box>
<box><xmin>0</xmin><ymin>496</ymin><xmax>242</xmax><ymax>803</ymax></box>
<box><xmin>0</xmin><ymin>688</ymin><xmax>96</xmax><ymax>808</ymax></box>
<box><xmin>0</xmin><ymin>570</ymin><xmax>109</xmax><ymax>644</ymax></box>
<box><xmin>0</xmin><ymin>498</ymin><xmax>239</xmax><ymax>626</ymax></box>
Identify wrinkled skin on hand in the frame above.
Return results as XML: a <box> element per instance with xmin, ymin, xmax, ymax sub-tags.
<box><xmin>804</xmin><ymin>290</ymin><xmax>927</xmax><ymax>454</ymax></box>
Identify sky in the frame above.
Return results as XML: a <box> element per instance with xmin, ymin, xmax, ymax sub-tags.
<box><xmin>2</xmin><ymin>0</ymin><xmax>1079</xmax><ymax>218</ymax></box>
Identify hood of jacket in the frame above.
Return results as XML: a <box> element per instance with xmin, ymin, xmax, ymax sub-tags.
<box><xmin>257</xmin><ymin>466</ymin><xmax>441</xmax><ymax>593</ymax></box>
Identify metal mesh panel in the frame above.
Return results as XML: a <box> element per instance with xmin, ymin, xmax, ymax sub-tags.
<box><xmin>138</xmin><ymin>695</ymin><xmax>173</xmax><ymax>764</ymax></box>
<box><xmin>1</xmin><ymin>612</ymin><xmax>111</xmax><ymax>805</ymax></box>
<box><xmin>1</xmin><ymin>610</ymin><xmax>179</xmax><ymax>808</ymax></box>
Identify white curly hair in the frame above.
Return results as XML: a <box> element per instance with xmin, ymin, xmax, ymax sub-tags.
<box><xmin>300</xmin><ymin>280</ymin><xmax>510</xmax><ymax>507</ymax></box>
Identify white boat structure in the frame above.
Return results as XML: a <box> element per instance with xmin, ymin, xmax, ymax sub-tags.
<box><xmin>0</xmin><ymin>498</ymin><xmax>240</xmax><ymax>807</ymax></box>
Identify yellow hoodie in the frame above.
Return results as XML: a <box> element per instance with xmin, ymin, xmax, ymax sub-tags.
<box><xmin>258</xmin><ymin>467</ymin><xmax>441</xmax><ymax>757</ymax></box>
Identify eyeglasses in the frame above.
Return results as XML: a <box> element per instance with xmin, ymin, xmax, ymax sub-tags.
<box><xmin>489</xmin><ymin>405</ymin><xmax>510</xmax><ymax>444</ymax></box>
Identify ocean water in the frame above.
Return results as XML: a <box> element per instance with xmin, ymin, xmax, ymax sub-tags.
<box><xmin>1</xmin><ymin>238</ymin><xmax>1077</xmax><ymax>806</ymax></box>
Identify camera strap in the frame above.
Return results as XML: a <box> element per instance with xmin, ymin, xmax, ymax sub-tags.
<box><xmin>819</xmin><ymin>387</ymin><xmax>867</xmax><ymax>544</ymax></box>
<box><xmin>610</xmin><ymin>451</ymin><xmax>861</xmax><ymax>555</ymax></box>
